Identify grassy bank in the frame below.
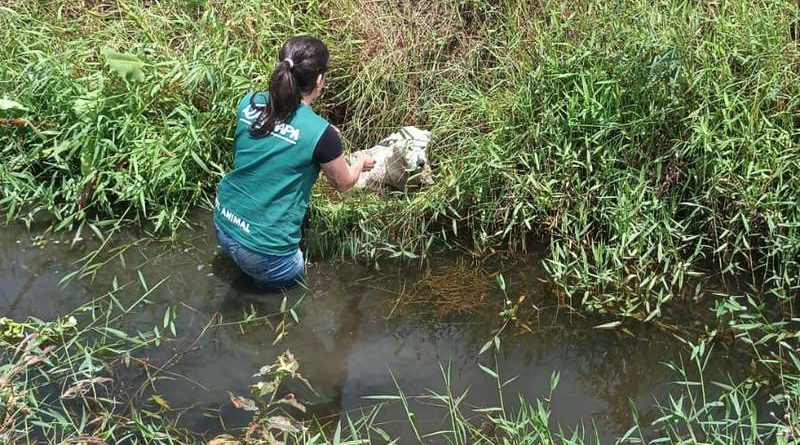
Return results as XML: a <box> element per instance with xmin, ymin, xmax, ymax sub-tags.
<box><xmin>2</xmin><ymin>1</ymin><xmax>800</xmax><ymax>316</ymax></box>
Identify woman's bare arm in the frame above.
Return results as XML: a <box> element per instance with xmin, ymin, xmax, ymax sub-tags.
<box><xmin>321</xmin><ymin>153</ymin><xmax>375</xmax><ymax>192</ymax></box>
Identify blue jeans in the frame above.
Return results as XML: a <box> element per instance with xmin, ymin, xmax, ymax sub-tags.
<box><xmin>215</xmin><ymin>224</ymin><xmax>305</xmax><ymax>291</ymax></box>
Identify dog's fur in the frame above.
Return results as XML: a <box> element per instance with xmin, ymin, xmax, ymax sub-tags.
<box><xmin>350</xmin><ymin>126</ymin><xmax>434</xmax><ymax>190</ymax></box>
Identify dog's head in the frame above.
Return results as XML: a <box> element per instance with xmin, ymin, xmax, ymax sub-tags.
<box><xmin>391</xmin><ymin>127</ymin><xmax>434</xmax><ymax>188</ymax></box>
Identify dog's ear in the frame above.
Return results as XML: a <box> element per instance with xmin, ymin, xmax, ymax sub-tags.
<box><xmin>376</xmin><ymin>137</ymin><xmax>394</xmax><ymax>148</ymax></box>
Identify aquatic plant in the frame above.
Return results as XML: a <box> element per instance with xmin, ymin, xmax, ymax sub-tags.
<box><xmin>0</xmin><ymin>303</ymin><xmax>189</xmax><ymax>443</ymax></box>
<box><xmin>209</xmin><ymin>351</ymin><xmax>310</xmax><ymax>444</ymax></box>
<box><xmin>227</xmin><ymin>348</ymin><xmax>799</xmax><ymax>445</ymax></box>
<box><xmin>389</xmin><ymin>263</ymin><xmax>491</xmax><ymax>320</ymax></box>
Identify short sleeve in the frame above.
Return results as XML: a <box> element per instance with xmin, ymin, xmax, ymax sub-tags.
<box><xmin>313</xmin><ymin>125</ymin><xmax>344</xmax><ymax>164</ymax></box>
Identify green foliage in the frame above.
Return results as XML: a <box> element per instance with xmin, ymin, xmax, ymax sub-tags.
<box><xmin>1</xmin><ymin>0</ymin><xmax>799</xmax><ymax>319</ymax></box>
<box><xmin>0</xmin><ymin>98</ymin><xmax>28</xmax><ymax>112</ymax></box>
<box><xmin>258</xmin><ymin>350</ymin><xmax>798</xmax><ymax>445</ymax></box>
<box><xmin>219</xmin><ymin>351</ymin><xmax>314</xmax><ymax>443</ymax></box>
<box><xmin>0</xmin><ymin>299</ymin><xmax>185</xmax><ymax>444</ymax></box>
<box><xmin>102</xmin><ymin>49</ymin><xmax>146</xmax><ymax>82</ymax></box>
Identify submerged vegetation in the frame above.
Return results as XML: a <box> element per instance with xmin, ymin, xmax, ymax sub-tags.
<box><xmin>392</xmin><ymin>263</ymin><xmax>492</xmax><ymax>319</ymax></box>
<box><xmin>2</xmin><ymin>0</ymin><xmax>800</xmax><ymax>444</ymax></box>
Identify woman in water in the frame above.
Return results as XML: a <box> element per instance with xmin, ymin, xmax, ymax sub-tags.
<box><xmin>214</xmin><ymin>36</ymin><xmax>374</xmax><ymax>290</ymax></box>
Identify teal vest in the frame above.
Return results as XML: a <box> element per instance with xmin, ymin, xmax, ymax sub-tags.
<box><xmin>214</xmin><ymin>92</ymin><xmax>329</xmax><ymax>256</ymax></box>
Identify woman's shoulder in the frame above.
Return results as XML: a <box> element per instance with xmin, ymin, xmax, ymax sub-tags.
<box><xmin>296</xmin><ymin>103</ymin><xmax>330</xmax><ymax>127</ymax></box>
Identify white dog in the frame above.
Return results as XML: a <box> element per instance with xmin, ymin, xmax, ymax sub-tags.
<box><xmin>350</xmin><ymin>126</ymin><xmax>434</xmax><ymax>190</ymax></box>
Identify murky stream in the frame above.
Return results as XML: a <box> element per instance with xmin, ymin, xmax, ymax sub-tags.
<box><xmin>0</xmin><ymin>214</ymin><xmax>756</xmax><ymax>442</ymax></box>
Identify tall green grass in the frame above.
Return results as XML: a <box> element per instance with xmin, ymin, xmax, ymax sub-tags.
<box><xmin>2</xmin><ymin>0</ymin><xmax>799</xmax><ymax>318</ymax></box>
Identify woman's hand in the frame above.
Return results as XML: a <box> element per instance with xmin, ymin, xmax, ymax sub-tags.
<box><xmin>361</xmin><ymin>155</ymin><xmax>376</xmax><ymax>172</ymax></box>
<box><xmin>319</xmin><ymin>125</ymin><xmax>374</xmax><ymax>191</ymax></box>
<box><xmin>321</xmin><ymin>153</ymin><xmax>373</xmax><ymax>192</ymax></box>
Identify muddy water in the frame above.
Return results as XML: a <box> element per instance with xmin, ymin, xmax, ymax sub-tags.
<box><xmin>0</xmin><ymin>215</ymin><xmax>750</xmax><ymax>442</ymax></box>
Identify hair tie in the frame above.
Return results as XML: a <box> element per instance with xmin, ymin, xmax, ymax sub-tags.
<box><xmin>283</xmin><ymin>58</ymin><xmax>294</xmax><ymax>69</ymax></box>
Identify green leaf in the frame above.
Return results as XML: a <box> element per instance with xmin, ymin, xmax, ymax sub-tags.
<box><xmin>103</xmin><ymin>327</ymin><xmax>130</xmax><ymax>340</ymax></box>
<box><xmin>102</xmin><ymin>48</ymin><xmax>145</xmax><ymax>82</ymax></box>
<box><xmin>550</xmin><ymin>370</ymin><xmax>560</xmax><ymax>391</ymax></box>
<box><xmin>478</xmin><ymin>363</ymin><xmax>498</xmax><ymax>379</ymax></box>
<box><xmin>333</xmin><ymin>421</ymin><xmax>342</xmax><ymax>444</ymax></box>
<box><xmin>80</xmin><ymin>147</ymin><xmax>93</xmax><ymax>177</ymax></box>
<box><xmin>190</xmin><ymin>150</ymin><xmax>212</xmax><ymax>173</ymax></box>
<box><xmin>73</xmin><ymin>89</ymin><xmax>102</xmax><ymax>117</ymax></box>
<box><xmin>594</xmin><ymin>321</ymin><xmax>622</xmax><ymax>330</ymax></box>
<box><xmin>361</xmin><ymin>395</ymin><xmax>403</xmax><ymax>400</ymax></box>
<box><xmin>372</xmin><ymin>427</ymin><xmax>391</xmax><ymax>442</ymax></box>
<box><xmin>496</xmin><ymin>273</ymin><xmax>506</xmax><ymax>292</ymax></box>
<box><xmin>478</xmin><ymin>338</ymin><xmax>493</xmax><ymax>355</ymax></box>
<box><xmin>150</xmin><ymin>394</ymin><xmax>171</xmax><ymax>410</ymax></box>
<box><xmin>0</xmin><ymin>98</ymin><xmax>28</xmax><ymax>112</ymax></box>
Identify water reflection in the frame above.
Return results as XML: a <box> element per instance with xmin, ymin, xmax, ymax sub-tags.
<box><xmin>0</xmin><ymin>217</ymin><xmax>746</xmax><ymax>442</ymax></box>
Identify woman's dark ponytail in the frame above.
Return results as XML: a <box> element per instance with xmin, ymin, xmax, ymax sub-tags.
<box><xmin>249</xmin><ymin>36</ymin><xmax>330</xmax><ymax>138</ymax></box>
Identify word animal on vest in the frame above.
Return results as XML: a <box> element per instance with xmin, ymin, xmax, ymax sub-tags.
<box><xmin>350</xmin><ymin>126</ymin><xmax>434</xmax><ymax>190</ymax></box>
